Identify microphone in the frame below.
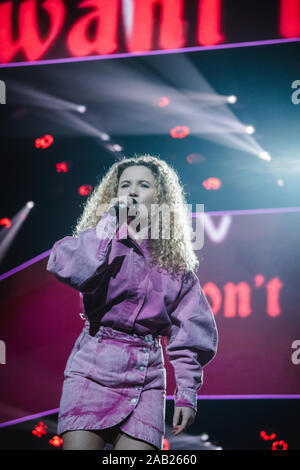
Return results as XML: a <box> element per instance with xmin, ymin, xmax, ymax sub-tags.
<box><xmin>108</xmin><ymin>197</ymin><xmax>138</xmax><ymax>217</ymax></box>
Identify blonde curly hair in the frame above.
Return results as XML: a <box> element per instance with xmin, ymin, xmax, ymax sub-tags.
<box><xmin>71</xmin><ymin>154</ymin><xmax>199</xmax><ymax>280</ymax></box>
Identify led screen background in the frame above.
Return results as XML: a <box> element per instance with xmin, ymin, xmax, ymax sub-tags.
<box><xmin>0</xmin><ymin>0</ymin><xmax>298</xmax><ymax>65</ymax></box>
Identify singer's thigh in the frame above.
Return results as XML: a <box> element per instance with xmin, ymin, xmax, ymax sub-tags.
<box><xmin>113</xmin><ymin>431</ymin><xmax>157</xmax><ymax>450</ymax></box>
<box><xmin>61</xmin><ymin>430</ymin><xmax>106</xmax><ymax>450</ymax></box>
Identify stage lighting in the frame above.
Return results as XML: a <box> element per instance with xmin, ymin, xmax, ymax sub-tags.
<box><xmin>49</xmin><ymin>435</ymin><xmax>63</xmax><ymax>447</ymax></box>
<box><xmin>204</xmin><ymin>441</ymin><xmax>212</xmax><ymax>446</ymax></box>
<box><xmin>78</xmin><ymin>185</ymin><xmax>93</xmax><ymax>196</ymax></box>
<box><xmin>203</xmin><ymin>177</ymin><xmax>221</xmax><ymax>190</ymax></box>
<box><xmin>32</xmin><ymin>421</ymin><xmax>47</xmax><ymax>437</ymax></box>
<box><xmin>26</xmin><ymin>201</ymin><xmax>35</xmax><ymax>208</ymax></box>
<box><xmin>35</xmin><ymin>134</ymin><xmax>54</xmax><ymax>149</ymax></box>
<box><xmin>107</xmin><ymin>143</ymin><xmax>123</xmax><ymax>152</ymax></box>
<box><xmin>272</xmin><ymin>440</ymin><xmax>288</xmax><ymax>450</ymax></box>
<box><xmin>113</xmin><ymin>144</ymin><xmax>122</xmax><ymax>151</ymax></box>
<box><xmin>227</xmin><ymin>95</ymin><xmax>237</xmax><ymax>104</ymax></box>
<box><xmin>56</xmin><ymin>162</ymin><xmax>69</xmax><ymax>173</ymax></box>
<box><xmin>260</xmin><ymin>151</ymin><xmax>271</xmax><ymax>161</ymax></box>
<box><xmin>245</xmin><ymin>125</ymin><xmax>255</xmax><ymax>134</ymax></box>
<box><xmin>170</xmin><ymin>126</ymin><xmax>190</xmax><ymax>139</ymax></box>
<box><xmin>0</xmin><ymin>218</ymin><xmax>11</xmax><ymax>228</ymax></box>
<box><xmin>99</xmin><ymin>132</ymin><xmax>110</xmax><ymax>141</ymax></box>
<box><xmin>157</xmin><ymin>96</ymin><xmax>170</xmax><ymax>107</ymax></box>
<box><xmin>77</xmin><ymin>105</ymin><xmax>86</xmax><ymax>113</ymax></box>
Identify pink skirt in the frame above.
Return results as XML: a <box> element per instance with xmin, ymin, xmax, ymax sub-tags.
<box><xmin>57</xmin><ymin>321</ymin><xmax>166</xmax><ymax>450</ymax></box>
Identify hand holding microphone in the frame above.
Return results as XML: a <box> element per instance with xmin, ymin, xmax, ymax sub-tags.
<box><xmin>108</xmin><ymin>196</ymin><xmax>139</xmax><ymax>219</ymax></box>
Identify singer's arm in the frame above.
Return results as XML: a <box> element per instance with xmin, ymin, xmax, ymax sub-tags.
<box><xmin>46</xmin><ymin>210</ymin><xmax>118</xmax><ymax>293</ymax></box>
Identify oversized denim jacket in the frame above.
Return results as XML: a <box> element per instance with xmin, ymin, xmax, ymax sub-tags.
<box><xmin>46</xmin><ymin>209</ymin><xmax>218</xmax><ymax>412</ymax></box>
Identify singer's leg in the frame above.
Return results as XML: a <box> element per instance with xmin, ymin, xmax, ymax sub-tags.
<box><xmin>113</xmin><ymin>431</ymin><xmax>157</xmax><ymax>450</ymax></box>
<box><xmin>61</xmin><ymin>430</ymin><xmax>106</xmax><ymax>450</ymax></box>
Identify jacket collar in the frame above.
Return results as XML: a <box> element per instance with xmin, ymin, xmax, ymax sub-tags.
<box><xmin>116</xmin><ymin>222</ymin><xmax>151</xmax><ymax>257</ymax></box>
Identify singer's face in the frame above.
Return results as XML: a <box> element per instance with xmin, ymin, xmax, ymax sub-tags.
<box><xmin>117</xmin><ymin>165</ymin><xmax>155</xmax><ymax>223</ymax></box>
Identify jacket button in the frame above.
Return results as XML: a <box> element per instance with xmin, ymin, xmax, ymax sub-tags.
<box><xmin>138</xmin><ymin>366</ymin><xmax>145</xmax><ymax>372</ymax></box>
<box><xmin>130</xmin><ymin>398</ymin><xmax>137</xmax><ymax>404</ymax></box>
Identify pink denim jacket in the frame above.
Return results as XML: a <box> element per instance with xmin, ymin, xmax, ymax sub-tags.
<box><xmin>46</xmin><ymin>210</ymin><xmax>218</xmax><ymax>412</ymax></box>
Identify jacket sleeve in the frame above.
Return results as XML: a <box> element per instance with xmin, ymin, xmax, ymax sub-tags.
<box><xmin>165</xmin><ymin>271</ymin><xmax>218</xmax><ymax>412</ymax></box>
<box><xmin>46</xmin><ymin>210</ymin><xmax>118</xmax><ymax>293</ymax></box>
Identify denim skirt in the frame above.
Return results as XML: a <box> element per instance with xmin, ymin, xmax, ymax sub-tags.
<box><xmin>57</xmin><ymin>320</ymin><xmax>166</xmax><ymax>449</ymax></box>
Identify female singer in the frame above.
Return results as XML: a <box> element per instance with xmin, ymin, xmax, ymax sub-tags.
<box><xmin>47</xmin><ymin>154</ymin><xmax>218</xmax><ymax>450</ymax></box>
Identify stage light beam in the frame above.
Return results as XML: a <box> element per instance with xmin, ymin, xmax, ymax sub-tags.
<box><xmin>260</xmin><ymin>151</ymin><xmax>272</xmax><ymax>161</ymax></box>
<box><xmin>0</xmin><ymin>202</ymin><xmax>35</xmax><ymax>264</ymax></box>
<box><xmin>227</xmin><ymin>95</ymin><xmax>237</xmax><ymax>104</ymax></box>
<box><xmin>77</xmin><ymin>105</ymin><xmax>86</xmax><ymax>113</ymax></box>
<box><xmin>245</xmin><ymin>125</ymin><xmax>255</xmax><ymax>134</ymax></box>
